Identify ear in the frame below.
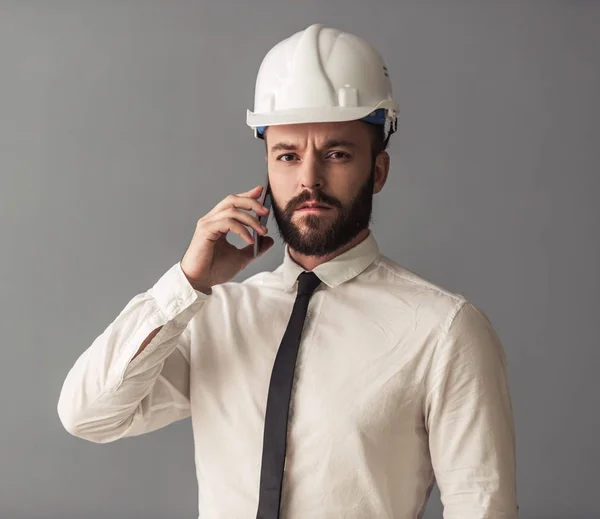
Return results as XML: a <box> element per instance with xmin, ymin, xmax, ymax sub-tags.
<box><xmin>373</xmin><ymin>152</ymin><xmax>390</xmax><ymax>194</ymax></box>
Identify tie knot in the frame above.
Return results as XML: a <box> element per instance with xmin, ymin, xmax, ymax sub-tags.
<box><xmin>297</xmin><ymin>271</ymin><xmax>321</xmax><ymax>296</ymax></box>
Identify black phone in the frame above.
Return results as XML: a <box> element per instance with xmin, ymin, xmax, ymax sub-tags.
<box><xmin>253</xmin><ymin>173</ymin><xmax>272</xmax><ymax>257</ymax></box>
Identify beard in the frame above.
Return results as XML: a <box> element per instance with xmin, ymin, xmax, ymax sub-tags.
<box><xmin>270</xmin><ymin>160</ymin><xmax>375</xmax><ymax>257</ymax></box>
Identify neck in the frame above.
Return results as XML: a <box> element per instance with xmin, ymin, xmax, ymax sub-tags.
<box><xmin>288</xmin><ymin>228</ymin><xmax>370</xmax><ymax>272</ymax></box>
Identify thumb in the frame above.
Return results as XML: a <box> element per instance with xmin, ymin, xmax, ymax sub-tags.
<box><xmin>240</xmin><ymin>237</ymin><xmax>275</xmax><ymax>264</ymax></box>
<box><xmin>258</xmin><ymin>236</ymin><xmax>275</xmax><ymax>256</ymax></box>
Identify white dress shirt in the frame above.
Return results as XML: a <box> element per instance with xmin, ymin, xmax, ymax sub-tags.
<box><xmin>57</xmin><ymin>231</ymin><xmax>518</xmax><ymax>518</ymax></box>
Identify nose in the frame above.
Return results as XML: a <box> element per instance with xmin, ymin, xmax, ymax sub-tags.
<box><xmin>298</xmin><ymin>153</ymin><xmax>323</xmax><ymax>190</ymax></box>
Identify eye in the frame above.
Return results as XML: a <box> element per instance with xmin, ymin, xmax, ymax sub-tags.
<box><xmin>277</xmin><ymin>153</ymin><xmax>297</xmax><ymax>162</ymax></box>
<box><xmin>327</xmin><ymin>151</ymin><xmax>350</xmax><ymax>160</ymax></box>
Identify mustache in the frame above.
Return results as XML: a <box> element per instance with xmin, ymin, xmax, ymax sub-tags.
<box><xmin>287</xmin><ymin>191</ymin><xmax>340</xmax><ymax>211</ymax></box>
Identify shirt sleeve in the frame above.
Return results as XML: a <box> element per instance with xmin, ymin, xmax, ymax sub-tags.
<box><xmin>424</xmin><ymin>300</ymin><xmax>519</xmax><ymax>519</ymax></box>
<box><xmin>57</xmin><ymin>262</ymin><xmax>210</xmax><ymax>443</ymax></box>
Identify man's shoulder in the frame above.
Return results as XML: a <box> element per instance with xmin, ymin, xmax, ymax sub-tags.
<box><xmin>372</xmin><ymin>253</ymin><xmax>468</xmax><ymax>316</ymax></box>
<box><xmin>375</xmin><ymin>254</ymin><xmax>461</xmax><ymax>296</ymax></box>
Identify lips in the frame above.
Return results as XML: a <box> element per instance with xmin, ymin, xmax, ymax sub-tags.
<box><xmin>297</xmin><ymin>203</ymin><xmax>332</xmax><ymax>210</ymax></box>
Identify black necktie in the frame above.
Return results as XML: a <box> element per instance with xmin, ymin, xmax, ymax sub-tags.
<box><xmin>255</xmin><ymin>271</ymin><xmax>322</xmax><ymax>519</ymax></box>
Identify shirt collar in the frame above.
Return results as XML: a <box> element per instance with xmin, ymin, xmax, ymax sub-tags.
<box><xmin>281</xmin><ymin>230</ymin><xmax>380</xmax><ymax>292</ymax></box>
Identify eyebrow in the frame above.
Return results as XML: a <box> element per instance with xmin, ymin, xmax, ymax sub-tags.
<box><xmin>270</xmin><ymin>139</ymin><xmax>358</xmax><ymax>153</ymax></box>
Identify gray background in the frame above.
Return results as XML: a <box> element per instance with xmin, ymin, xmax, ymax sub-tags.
<box><xmin>1</xmin><ymin>1</ymin><xmax>598</xmax><ymax>518</ymax></box>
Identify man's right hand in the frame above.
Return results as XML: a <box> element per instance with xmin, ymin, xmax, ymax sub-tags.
<box><xmin>180</xmin><ymin>185</ymin><xmax>275</xmax><ymax>293</ymax></box>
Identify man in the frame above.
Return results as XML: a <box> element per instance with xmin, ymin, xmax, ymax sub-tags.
<box><xmin>58</xmin><ymin>24</ymin><xmax>518</xmax><ymax>519</ymax></box>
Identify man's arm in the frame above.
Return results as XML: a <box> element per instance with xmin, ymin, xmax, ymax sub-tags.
<box><xmin>57</xmin><ymin>262</ymin><xmax>209</xmax><ymax>443</ymax></box>
<box><xmin>132</xmin><ymin>326</ymin><xmax>163</xmax><ymax>361</ymax></box>
<box><xmin>130</xmin><ymin>283</ymin><xmax>210</xmax><ymax>361</ymax></box>
<box><xmin>425</xmin><ymin>300</ymin><xmax>518</xmax><ymax>518</ymax></box>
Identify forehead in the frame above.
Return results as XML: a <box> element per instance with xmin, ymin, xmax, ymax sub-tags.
<box><xmin>265</xmin><ymin>120</ymin><xmax>370</xmax><ymax>149</ymax></box>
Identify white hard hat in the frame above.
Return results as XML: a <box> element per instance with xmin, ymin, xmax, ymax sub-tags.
<box><xmin>246</xmin><ymin>23</ymin><xmax>399</xmax><ymax>142</ymax></box>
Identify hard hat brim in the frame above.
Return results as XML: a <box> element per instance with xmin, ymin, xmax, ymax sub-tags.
<box><xmin>246</xmin><ymin>100</ymin><xmax>398</xmax><ymax>130</ymax></box>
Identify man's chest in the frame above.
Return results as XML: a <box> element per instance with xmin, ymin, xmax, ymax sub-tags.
<box><xmin>188</xmin><ymin>292</ymin><xmax>434</xmax><ymax>446</ymax></box>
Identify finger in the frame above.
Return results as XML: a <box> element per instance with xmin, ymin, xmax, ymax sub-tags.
<box><xmin>210</xmin><ymin>190</ymin><xmax>270</xmax><ymax>218</ymax></box>
<box><xmin>239</xmin><ymin>236</ymin><xmax>274</xmax><ymax>263</ymax></box>
<box><xmin>216</xmin><ymin>208</ymin><xmax>268</xmax><ymax>236</ymax></box>
<box><xmin>209</xmin><ymin>217</ymin><xmax>256</xmax><ymax>245</ymax></box>
<box><xmin>231</xmin><ymin>192</ymin><xmax>270</xmax><ymax>214</ymax></box>
<box><xmin>237</xmin><ymin>185</ymin><xmax>263</xmax><ymax>197</ymax></box>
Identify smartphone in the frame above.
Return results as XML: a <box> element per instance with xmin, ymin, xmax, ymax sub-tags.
<box><xmin>253</xmin><ymin>173</ymin><xmax>272</xmax><ymax>257</ymax></box>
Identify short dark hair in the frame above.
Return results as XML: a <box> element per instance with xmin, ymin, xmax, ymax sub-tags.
<box><xmin>364</xmin><ymin>122</ymin><xmax>389</xmax><ymax>158</ymax></box>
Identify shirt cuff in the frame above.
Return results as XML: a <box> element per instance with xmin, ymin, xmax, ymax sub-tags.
<box><xmin>149</xmin><ymin>262</ymin><xmax>211</xmax><ymax>322</ymax></box>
